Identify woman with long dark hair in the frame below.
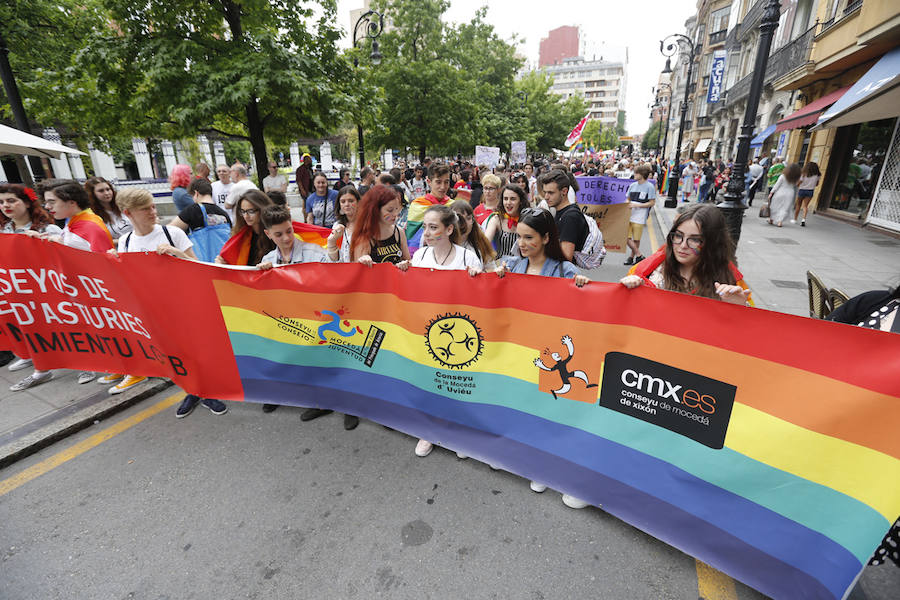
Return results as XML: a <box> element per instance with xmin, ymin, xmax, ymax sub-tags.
<box><xmin>793</xmin><ymin>162</ymin><xmax>821</xmax><ymax>226</ymax></box>
<box><xmin>767</xmin><ymin>162</ymin><xmax>802</xmax><ymax>227</ymax></box>
<box><xmin>620</xmin><ymin>204</ymin><xmax>751</xmax><ymax>305</ymax></box>
<box><xmin>451</xmin><ymin>201</ymin><xmax>495</xmax><ymax>267</ymax></box>
<box><xmin>85</xmin><ymin>177</ymin><xmax>132</xmax><ymax>241</ymax></box>
<box><xmin>0</xmin><ymin>183</ymin><xmax>61</xmax><ymax>236</ymax></box>
<box><xmin>352</xmin><ymin>184</ymin><xmax>410</xmax><ymax>269</ymax></box>
<box><xmin>215</xmin><ymin>189</ymin><xmax>275</xmax><ymax>267</ymax></box>
<box><xmin>326</xmin><ymin>185</ymin><xmax>361</xmax><ymax>264</ymax></box>
<box><xmin>483</xmin><ymin>184</ymin><xmax>529</xmax><ymax>260</ymax></box>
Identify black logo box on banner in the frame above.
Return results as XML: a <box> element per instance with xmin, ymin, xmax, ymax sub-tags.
<box><xmin>599</xmin><ymin>352</ymin><xmax>737</xmax><ymax>449</ymax></box>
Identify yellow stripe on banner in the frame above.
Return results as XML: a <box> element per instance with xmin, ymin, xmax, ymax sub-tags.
<box><xmin>0</xmin><ymin>393</ymin><xmax>183</xmax><ymax>497</ymax></box>
<box><xmin>726</xmin><ymin>403</ymin><xmax>900</xmax><ymax>522</ymax></box>
<box><xmin>696</xmin><ymin>560</ymin><xmax>738</xmax><ymax>600</ymax></box>
<box><xmin>222</xmin><ymin>306</ymin><xmax>541</xmax><ymax>385</ymax></box>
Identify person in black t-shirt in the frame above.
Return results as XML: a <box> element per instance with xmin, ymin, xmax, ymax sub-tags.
<box><xmin>168</xmin><ymin>178</ymin><xmax>233</xmax><ymax>233</ymax></box>
<box><xmin>541</xmin><ymin>169</ymin><xmax>586</xmax><ymax>263</ymax></box>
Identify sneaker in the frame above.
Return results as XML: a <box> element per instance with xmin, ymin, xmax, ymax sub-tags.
<box><xmin>301</xmin><ymin>408</ymin><xmax>333</xmax><ymax>422</ymax></box>
<box><xmin>456</xmin><ymin>452</ymin><xmax>468</xmax><ymax>459</ymax></box>
<box><xmin>108</xmin><ymin>375</ymin><xmax>146</xmax><ymax>395</ymax></box>
<box><xmin>530</xmin><ymin>481</ymin><xmax>548</xmax><ymax>493</ymax></box>
<box><xmin>415</xmin><ymin>439</ymin><xmax>433</xmax><ymax>457</ymax></box>
<box><xmin>175</xmin><ymin>394</ymin><xmax>201</xmax><ymax>418</ymax></box>
<box><xmin>8</xmin><ymin>357</ymin><xmax>33</xmax><ymax>372</ymax></box>
<box><xmin>202</xmin><ymin>398</ymin><xmax>228</xmax><ymax>415</ymax></box>
<box><xmin>10</xmin><ymin>371</ymin><xmax>53</xmax><ymax>391</ymax></box>
<box><xmin>623</xmin><ymin>257</ymin><xmax>634</xmax><ymax>266</ymax></box>
<box><xmin>76</xmin><ymin>371</ymin><xmax>96</xmax><ymax>384</ymax></box>
<box><xmin>561</xmin><ymin>494</ymin><xmax>590</xmax><ymax>509</ymax></box>
<box><xmin>634</xmin><ymin>255</ymin><xmax>646</xmax><ymax>263</ymax></box>
<box><xmin>801</xmin><ymin>219</ymin><xmax>806</xmax><ymax>227</ymax></box>
<box><xmin>262</xmin><ymin>403</ymin><xmax>279</xmax><ymax>413</ymax></box>
<box><xmin>97</xmin><ymin>373</ymin><xmax>124</xmax><ymax>384</ymax></box>
<box><xmin>343</xmin><ymin>414</ymin><xmax>359</xmax><ymax>430</ymax></box>
<box><xmin>790</xmin><ymin>219</ymin><xmax>796</xmax><ymax>224</ymax></box>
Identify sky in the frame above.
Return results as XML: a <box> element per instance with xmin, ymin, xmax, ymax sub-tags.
<box><xmin>336</xmin><ymin>0</ymin><xmax>699</xmax><ymax>136</ymax></box>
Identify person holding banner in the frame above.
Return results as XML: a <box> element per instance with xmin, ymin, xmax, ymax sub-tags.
<box><xmin>325</xmin><ymin>186</ymin><xmax>360</xmax><ymax>264</ymax></box>
<box><xmin>9</xmin><ymin>180</ymin><xmax>113</xmax><ymax>391</ymax></box>
<box><xmin>353</xmin><ymin>184</ymin><xmax>411</xmax><ymax>269</ymax></box>
<box><xmin>620</xmin><ymin>204</ymin><xmax>751</xmax><ymax>305</ymax></box>
<box><xmin>215</xmin><ymin>190</ymin><xmax>275</xmax><ymax>268</ymax></box>
<box><xmin>411</xmin><ymin>205</ymin><xmax>483</xmax><ymax>458</ymax></box>
<box><xmin>539</xmin><ymin>170</ymin><xmax>586</xmax><ymax>264</ymax></box>
<box><xmin>451</xmin><ymin>202</ymin><xmax>496</xmax><ymax>268</ymax></box>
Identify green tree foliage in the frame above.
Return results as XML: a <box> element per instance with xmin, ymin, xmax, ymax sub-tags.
<box><xmin>516</xmin><ymin>71</ymin><xmax>586</xmax><ymax>154</ymax></box>
<box><xmin>616</xmin><ymin>110</ymin><xmax>627</xmax><ymax>137</ymax></box>
<box><xmin>581</xmin><ymin>118</ymin><xmax>620</xmax><ymax>151</ymax></box>
<box><xmin>642</xmin><ymin>120</ymin><xmax>665</xmax><ymax>152</ymax></box>
<box><xmin>23</xmin><ymin>0</ymin><xmax>354</xmax><ymax>184</ymax></box>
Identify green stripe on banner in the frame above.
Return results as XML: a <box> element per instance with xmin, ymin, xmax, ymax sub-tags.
<box><xmin>229</xmin><ymin>330</ymin><xmax>889</xmax><ymax>561</ymax></box>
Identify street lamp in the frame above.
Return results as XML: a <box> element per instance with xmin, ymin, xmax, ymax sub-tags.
<box><xmin>719</xmin><ymin>0</ymin><xmax>780</xmax><ymax>248</ymax></box>
<box><xmin>660</xmin><ymin>35</ymin><xmax>697</xmax><ymax>208</ymax></box>
<box><xmin>653</xmin><ymin>83</ymin><xmax>672</xmax><ymax>158</ymax></box>
<box><xmin>352</xmin><ymin>10</ymin><xmax>384</xmax><ymax>172</ymax></box>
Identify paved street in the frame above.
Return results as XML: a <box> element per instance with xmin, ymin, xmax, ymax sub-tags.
<box><xmin>1</xmin><ymin>202</ymin><xmax>899</xmax><ymax>600</ymax></box>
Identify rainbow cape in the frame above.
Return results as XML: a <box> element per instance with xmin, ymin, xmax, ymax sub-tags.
<box><xmin>218</xmin><ymin>221</ymin><xmax>331</xmax><ymax>265</ymax></box>
<box><xmin>67</xmin><ymin>209</ymin><xmax>113</xmax><ymax>251</ymax></box>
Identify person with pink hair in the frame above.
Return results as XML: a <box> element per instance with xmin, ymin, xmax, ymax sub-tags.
<box><xmin>169</xmin><ymin>164</ymin><xmax>193</xmax><ymax>212</ymax></box>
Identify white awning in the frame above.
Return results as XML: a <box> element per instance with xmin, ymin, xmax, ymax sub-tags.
<box><xmin>0</xmin><ymin>124</ymin><xmax>86</xmax><ymax>159</ymax></box>
<box><xmin>695</xmin><ymin>138</ymin><xmax>712</xmax><ymax>153</ymax></box>
<box><xmin>812</xmin><ymin>46</ymin><xmax>900</xmax><ymax>130</ymax></box>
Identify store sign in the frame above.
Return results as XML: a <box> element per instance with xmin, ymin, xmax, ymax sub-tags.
<box><xmin>707</xmin><ymin>50</ymin><xmax>726</xmax><ymax>103</ymax></box>
<box><xmin>776</xmin><ymin>132</ymin><xmax>787</xmax><ymax>158</ymax></box>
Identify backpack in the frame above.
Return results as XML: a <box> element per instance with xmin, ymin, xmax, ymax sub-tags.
<box><xmin>189</xmin><ymin>203</ymin><xmax>231</xmax><ymax>262</ymax></box>
<box><xmin>124</xmin><ymin>225</ymin><xmax>173</xmax><ymax>252</ymax></box>
<box><xmin>573</xmin><ymin>212</ymin><xmax>607</xmax><ymax>270</ymax></box>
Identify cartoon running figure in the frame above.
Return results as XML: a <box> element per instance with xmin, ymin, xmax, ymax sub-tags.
<box><xmin>534</xmin><ymin>335</ymin><xmax>598</xmax><ymax>399</ymax></box>
<box><xmin>315</xmin><ymin>308</ymin><xmax>364</xmax><ymax>342</ymax></box>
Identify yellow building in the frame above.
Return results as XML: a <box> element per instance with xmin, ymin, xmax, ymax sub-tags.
<box><xmin>775</xmin><ymin>0</ymin><xmax>900</xmax><ymax>232</ymax></box>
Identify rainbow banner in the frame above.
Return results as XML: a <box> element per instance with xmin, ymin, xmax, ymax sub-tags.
<box><xmin>1</xmin><ymin>235</ymin><xmax>899</xmax><ymax>600</ymax></box>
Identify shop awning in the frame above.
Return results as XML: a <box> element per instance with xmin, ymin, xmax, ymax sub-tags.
<box><xmin>811</xmin><ymin>47</ymin><xmax>900</xmax><ymax>130</ymax></box>
<box><xmin>694</xmin><ymin>138</ymin><xmax>712</xmax><ymax>153</ymax></box>
<box><xmin>0</xmin><ymin>123</ymin><xmax>86</xmax><ymax>159</ymax></box>
<box><xmin>749</xmin><ymin>124</ymin><xmax>777</xmax><ymax>147</ymax></box>
<box><xmin>774</xmin><ymin>86</ymin><xmax>852</xmax><ymax>133</ymax></box>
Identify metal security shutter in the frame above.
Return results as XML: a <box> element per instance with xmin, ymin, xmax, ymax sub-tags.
<box><xmin>866</xmin><ymin>119</ymin><xmax>900</xmax><ymax>233</ymax></box>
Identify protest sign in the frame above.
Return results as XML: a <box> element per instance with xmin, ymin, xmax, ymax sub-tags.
<box><xmin>475</xmin><ymin>145</ymin><xmax>500</xmax><ymax>168</ymax></box>
<box><xmin>510</xmin><ymin>141</ymin><xmax>526</xmax><ymax>164</ymax></box>
<box><xmin>2</xmin><ymin>235</ymin><xmax>899</xmax><ymax>600</ymax></box>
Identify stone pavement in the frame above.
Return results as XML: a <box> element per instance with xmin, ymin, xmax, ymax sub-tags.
<box><xmin>2</xmin><ymin>200</ymin><xmax>898</xmax><ymax>468</ymax></box>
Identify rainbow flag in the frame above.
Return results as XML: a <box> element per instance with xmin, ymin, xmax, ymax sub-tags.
<box><xmin>219</xmin><ymin>221</ymin><xmax>331</xmax><ymax>265</ymax></box>
<box><xmin>212</xmin><ymin>264</ymin><xmax>900</xmax><ymax>600</ymax></box>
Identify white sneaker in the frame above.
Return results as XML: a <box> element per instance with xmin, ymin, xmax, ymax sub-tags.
<box><xmin>10</xmin><ymin>371</ymin><xmax>53</xmax><ymax>391</ymax></box>
<box><xmin>561</xmin><ymin>494</ymin><xmax>590</xmax><ymax>509</ymax></box>
<box><xmin>76</xmin><ymin>371</ymin><xmax>96</xmax><ymax>384</ymax></box>
<box><xmin>530</xmin><ymin>481</ymin><xmax>548</xmax><ymax>493</ymax></box>
<box><xmin>414</xmin><ymin>439</ymin><xmax>433</xmax><ymax>457</ymax></box>
<box><xmin>8</xmin><ymin>357</ymin><xmax>33</xmax><ymax>372</ymax></box>
<box><xmin>790</xmin><ymin>219</ymin><xmax>796</xmax><ymax>224</ymax></box>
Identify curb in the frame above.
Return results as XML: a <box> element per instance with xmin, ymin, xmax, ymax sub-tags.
<box><xmin>0</xmin><ymin>378</ymin><xmax>174</xmax><ymax>470</ymax></box>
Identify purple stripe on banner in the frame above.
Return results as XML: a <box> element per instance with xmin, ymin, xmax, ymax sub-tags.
<box><xmin>236</xmin><ymin>356</ymin><xmax>859</xmax><ymax>599</ymax></box>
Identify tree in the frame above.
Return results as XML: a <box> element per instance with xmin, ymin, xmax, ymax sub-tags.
<box><xmin>515</xmin><ymin>71</ymin><xmax>586</xmax><ymax>154</ymax></box>
<box><xmin>28</xmin><ymin>0</ymin><xmax>354</xmax><ymax>185</ymax></box>
<box><xmin>616</xmin><ymin>110</ymin><xmax>627</xmax><ymax>137</ymax></box>
<box><xmin>642</xmin><ymin>120</ymin><xmax>665</xmax><ymax>152</ymax></box>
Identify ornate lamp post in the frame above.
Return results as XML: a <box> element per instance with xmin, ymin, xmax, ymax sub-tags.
<box><xmin>652</xmin><ymin>83</ymin><xmax>672</xmax><ymax>158</ymax></box>
<box><xmin>352</xmin><ymin>10</ymin><xmax>384</xmax><ymax>171</ymax></box>
<box><xmin>719</xmin><ymin>0</ymin><xmax>780</xmax><ymax>248</ymax></box>
<box><xmin>660</xmin><ymin>34</ymin><xmax>697</xmax><ymax>208</ymax></box>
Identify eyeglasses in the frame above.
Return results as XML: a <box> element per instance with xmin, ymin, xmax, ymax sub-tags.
<box><xmin>239</xmin><ymin>208</ymin><xmax>260</xmax><ymax>216</ymax></box>
<box><xmin>669</xmin><ymin>230</ymin><xmax>704</xmax><ymax>249</ymax></box>
<box><xmin>483</xmin><ymin>186</ymin><xmax>498</xmax><ymax>192</ymax></box>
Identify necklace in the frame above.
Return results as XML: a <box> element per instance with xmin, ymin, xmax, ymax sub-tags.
<box><xmin>435</xmin><ymin>246</ymin><xmax>453</xmax><ymax>265</ymax></box>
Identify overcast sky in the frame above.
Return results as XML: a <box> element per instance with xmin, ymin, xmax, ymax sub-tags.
<box><xmin>336</xmin><ymin>0</ymin><xmax>698</xmax><ymax>136</ymax></box>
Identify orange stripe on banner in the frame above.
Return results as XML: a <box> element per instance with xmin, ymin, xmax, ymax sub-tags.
<box><xmin>212</xmin><ymin>281</ymin><xmax>900</xmax><ymax>459</ymax></box>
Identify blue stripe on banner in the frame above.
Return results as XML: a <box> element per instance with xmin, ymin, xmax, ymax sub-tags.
<box><xmin>235</xmin><ymin>355</ymin><xmax>861</xmax><ymax>600</ymax></box>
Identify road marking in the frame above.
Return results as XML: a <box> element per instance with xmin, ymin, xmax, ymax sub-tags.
<box><xmin>696</xmin><ymin>560</ymin><xmax>738</xmax><ymax>600</ymax></box>
<box><xmin>0</xmin><ymin>392</ymin><xmax>183</xmax><ymax>497</ymax></box>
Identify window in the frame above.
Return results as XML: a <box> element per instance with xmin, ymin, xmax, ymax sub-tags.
<box><xmin>709</xmin><ymin>6</ymin><xmax>730</xmax><ymax>33</ymax></box>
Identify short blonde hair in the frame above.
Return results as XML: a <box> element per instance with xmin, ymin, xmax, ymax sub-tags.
<box><xmin>481</xmin><ymin>173</ymin><xmax>501</xmax><ymax>189</ymax></box>
<box><xmin>116</xmin><ymin>187</ymin><xmax>154</xmax><ymax>212</ymax></box>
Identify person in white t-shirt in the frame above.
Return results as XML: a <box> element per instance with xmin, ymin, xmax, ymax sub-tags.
<box><xmin>262</xmin><ymin>162</ymin><xmax>288</xmax><ymax>193</ymax></box>
<box><xmin>624</xmin><ymin>164</ymin><xmax>657</xmax><ymax>266</ymax></box>
<box><xmin>225</xmin><ymin>163</ymin><xmax>258</xmax><ymax>217</ymax></box>
<box><xmin>211</xmin><ymin>164</ymin><xmax>233</xmax><ymax>212</ymax></box>
<box><xmin>410</xmin><ymin>205</ymin><xmax>482</xmax><ymax>459</ymax></box>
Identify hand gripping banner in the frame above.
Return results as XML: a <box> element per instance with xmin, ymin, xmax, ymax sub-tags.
<box><xmin>2</xmin><ymin>235</ymin><xmax>899</xmax><ymax>600</ymax></box>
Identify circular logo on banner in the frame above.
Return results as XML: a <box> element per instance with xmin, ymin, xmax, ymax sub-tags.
<box><xmin>425</xmin><ymin>313</ymin><xmax>483</xmax><ymax>369</ymax></box>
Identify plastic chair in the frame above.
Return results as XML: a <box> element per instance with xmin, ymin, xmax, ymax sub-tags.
<box><xmin>807</xmin><ymin>270</ymin><xmax>830</xmax><ymax>319</ymax></box>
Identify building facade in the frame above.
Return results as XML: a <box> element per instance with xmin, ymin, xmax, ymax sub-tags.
<box><xmin>543</xmin><ymin>57</ymin><xmax>627</xmax><ymax>127</ymax></box>
<box><xmin>539</xmin><ymin>26</ymin><xmax>580</xmax><ymax>67</ymax></box>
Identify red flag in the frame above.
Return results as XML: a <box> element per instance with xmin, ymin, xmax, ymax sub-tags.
<box><xmin>564</xmin><ymin>114</ymin><xmax>590</xmax><ymax>147</ymax></box>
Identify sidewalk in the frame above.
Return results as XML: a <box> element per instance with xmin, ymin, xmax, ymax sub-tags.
<box><xmin>650</xmin><ymin>202</ymin><xmax>900</xmax><ymax>316</ymax></box>
<box><xmin>0</xmin><ymin>367</ymin><xmax>171</xmax><ymax>469</ymax></box>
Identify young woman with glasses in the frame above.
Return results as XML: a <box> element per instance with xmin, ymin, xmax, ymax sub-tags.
<box><xmin>474</xmin><ymin>173</ymin><xmax>502</xmax><ymax>226</ymax></box>
<box><xmin>620</xmin><ymin>204</ymin><xmax>751</xmax><ymax>305</ymax></box>
<box><xmin>215</xmin><ymin>189</ymin><xmax>275</xmax><ymax>267</ymax></box>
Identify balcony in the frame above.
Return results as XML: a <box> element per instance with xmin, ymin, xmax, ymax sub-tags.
<box><xmin>708</xmin><ymin>29</ymin><xmax>727</xmax><ymax>45</ymax></box>
<box><xmin>725</xmin><ymin>25</ymin><xmax>816</xmax><ymax>107</ymax></box>
<box><xmin>844</xmin><ymin>0</ymin><xmax>863</xmax><ymax>16</ymax></box>
<box><xmin>739</xmin><ymin>0</ymin><xmax>766</xmax><ymax>41</ymax></box>
<box><xmin>724</xmin><ymin>25</ymin><xmax>740</xmax><ymax>50</ymax></box>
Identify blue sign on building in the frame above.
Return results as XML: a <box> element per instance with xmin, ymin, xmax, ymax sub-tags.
<box><xmin>707</xmin><ymin>50</ymin><xmax>727</xmax><ymax>103</ymax></box>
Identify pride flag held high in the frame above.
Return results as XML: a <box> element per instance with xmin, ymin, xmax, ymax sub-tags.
<box><xmin>1</xmin><ymin>235</ymin><xmax>899</xmax><ymax>600</ymax></box>
<box><xmin>565</xmin><ymin>114</ymin><xmax>590</xmax><ymax>147</ymax></box>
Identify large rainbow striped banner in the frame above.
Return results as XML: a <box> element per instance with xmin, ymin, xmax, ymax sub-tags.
<box><xmin>1</xmin><ymin>235</ymin><xmax>899</xmax><ymax>600</ymax></box>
